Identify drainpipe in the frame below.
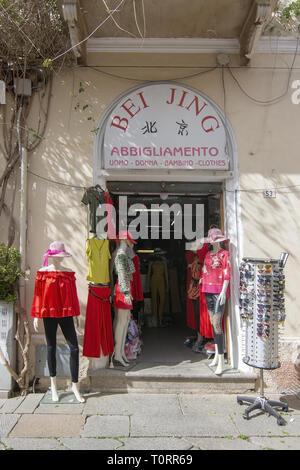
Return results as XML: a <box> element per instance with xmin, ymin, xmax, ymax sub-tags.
<box><xmin>17</xmin><ymin>102</ymin><xmax>27</xmax><ymax>311</ymax></box>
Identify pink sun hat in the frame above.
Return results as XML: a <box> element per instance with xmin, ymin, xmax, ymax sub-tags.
<box><xmin>43</xmin><ymin>241</ymin><xmax>72</xmax><ymax>266</ymax></box>
<box><xmin>201</xmin><ymin>228</ymin><xmax>229</xmax><ymax>244</ymax></box>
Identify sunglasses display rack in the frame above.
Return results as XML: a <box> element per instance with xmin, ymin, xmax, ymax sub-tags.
<box><xmin>239</xmin><ymin>258</ymin><xmax>285</xmax><ymax>370</ymax></box>
<box><xmin>237</xmin><ymin>256</ymin><xmax>289</xmax><ymax>426</ymax></box>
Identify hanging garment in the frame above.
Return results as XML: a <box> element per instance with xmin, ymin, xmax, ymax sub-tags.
<box><xmin>169</xmin><ymin>267</ymin><xmax>181</xmax><ymax>314</ymax></box>
<box><xmin>132</xmin><ymin>255</ymin><xmax>144</xmax><ymax>302</ymax></box>
<box><xmin>199</xmin><ymin>288</ymin><xmax>214</xmax><ymax>338</ymax></box>
<box><xmin>113</xmin><ymin>250</ymin><xmax>135</xmax><ymax>309</ymax></box>
<box><xmin>104</xmin><ymin>191</ymin><xmax>116</xmax><ymax>239</ymax></box>
<box><xmin>86</xmin><ymin>238</ymin><xmax>111</xmax><ymax>284</ymax></box>
<box><xmin>185</xmin><ymin>251</ymin><xmax>196</xmax><ymax>330</ymax></box>
<box><xmin>187</xmin><ymin>256</ymin><xmax>202</xmax><ymax>300</ymax></box>
<box><xmin>124</xmin><ymin>317</ymin><xmax>143</xmax><ymax>360</ymax></box>
<box><xmin>197</xmin><ymin>244</ymin><xmax>213</xmax><ymax>338</ymax></box>
<box><xmin>81</xmin><ymin>186</ymin><xmax>106</xmax><ymax>234</ymax></box>
<box><xmin>114</xmin><ymin>280</ymin><xmax>134</xmax><ymax>309</ymax></box>
<box><xmin>202</xmin><ymin>249</ymin><xmax>231</xmax><ymax>296</ymax></box>
<box><xmin>31</xmin><ymin>271</ymin><xmax>80</xmax><ymax>318</ymax></box>
<box><xmin>83</xmin><ymin>286</ymin><xmax>114</xmax><ymax>358</ymax></box>
<box><xmin>150</xmin><ymin>262</ymin><xmax>166</xmax><ymax>320</ymax></box>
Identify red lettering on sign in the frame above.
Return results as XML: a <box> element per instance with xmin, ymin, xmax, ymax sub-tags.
<box><xmin>110</xmin><ymin>116</ymin><xmax>128</xmax><ymax>132</ymax></box>
<box><xmin>201</xmin><ymin>115</ymin><xmax>220</xmax><ymax>133</ymax></box>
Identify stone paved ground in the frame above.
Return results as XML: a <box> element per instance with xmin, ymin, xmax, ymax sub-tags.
<box><xmin>1</xmin><ymin>391</ymin><xmax>300</xmax><ymax>450</ymax></box>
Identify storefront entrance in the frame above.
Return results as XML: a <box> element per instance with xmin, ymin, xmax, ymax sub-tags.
<box><xmin>106</xmin><ymin>180</ymin><xmax>231</xmax><ymax>369</ymax></box>
<box><xmin>91</xmin><ymin>81</ymin><xmax>247</xmax><ymax>381</ymax></box>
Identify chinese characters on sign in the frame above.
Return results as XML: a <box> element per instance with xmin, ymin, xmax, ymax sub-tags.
<box><xmin>142</xmin><ymin>121</ymin><xmax>157</xmax><ymax>134</ymax></box>
<box><xmin>176</xmin><ymin>120</ymin><xmax>188</xmax><ymax>136</ymax></box>
<box><xmin>141</xmin><ymin>120</ymin><xmax>189</xmax><ymax>136</ymax></box>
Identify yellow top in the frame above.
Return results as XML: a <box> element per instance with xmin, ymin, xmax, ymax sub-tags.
<box><xmin>86</xmin><ymin>238</ymin><xmax>111</xmax><ymax>284</ymax></box>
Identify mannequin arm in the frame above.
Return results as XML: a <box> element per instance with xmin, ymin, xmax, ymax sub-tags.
<box><xmin>33</xmin><ymin>318</ymin><xmax>39</xmax><ymax>332</ymax></box>
<box><xmin>218</xmin><ymin>280</ymin><xmax>229</xmax><ymax>306</ymax></box>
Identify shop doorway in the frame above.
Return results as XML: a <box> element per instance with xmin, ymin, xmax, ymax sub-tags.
<box><xmin>107</xmin><ymin>181</ymin><xmax>229</xmax><ymax>366</ymax></box>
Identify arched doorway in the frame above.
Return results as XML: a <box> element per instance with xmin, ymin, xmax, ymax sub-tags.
<box><xmin>93</xmin><ymin>81</ymin><xmax>244</xmax><ymax>372</ymax></box>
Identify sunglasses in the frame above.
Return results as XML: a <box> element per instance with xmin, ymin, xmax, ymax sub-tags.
<box><xmin>257</xmin><ymin>312</ymin><xmax>271</xmax><ymax>321</ymax></box>
<box><xmin>257</xmin><ymin>322</ymin><xmax>270</xmax><ymax>339</ymax></box>
<box><xmin>278</xmin><ymin>312</ymin><xmax>286</xmax><ymax>322</ymax></box>
<box><xmin>257</xmin><ymin>306</ymin><xmax>271</xmax><ymax>314</ymax></box>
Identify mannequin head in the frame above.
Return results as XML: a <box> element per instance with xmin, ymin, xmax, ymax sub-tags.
<box><xmin>116</xmin><ymin>231</ymin><xmax>136</xmax><ymax>252</ymax></box>
<box><xmin>118</xmin><ymin>239</ymin><xmax>133</xmax><ymax>252</ymax></box>
<box><xmin>47</xmin><ymin>256</ymin><xmax>71</xmax><ymax>271</ymax></box>
<box><xmin>210</xmin><ymin>241</ymin><xmax>221</xmax><ymax>253</ymax></box>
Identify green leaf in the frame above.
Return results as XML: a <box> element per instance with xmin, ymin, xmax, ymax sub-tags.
<box><xmin>42</xmin><ymin>58</ymin><xmax>53</xmax><ymax>68</ymax></box>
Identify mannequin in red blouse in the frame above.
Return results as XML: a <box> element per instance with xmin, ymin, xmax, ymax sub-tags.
<box><xmin>200</xmin><ymin>228</ymin><xmax>230</xmax><ymax>375</ymax></box>
<box><xmin>32</xmin><ymin>250</ymin><xmax>85</xmax><ymax>403</ymax></box>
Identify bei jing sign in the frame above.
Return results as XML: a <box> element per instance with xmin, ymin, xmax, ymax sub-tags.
<box><xmin>103</xmin><ymin>83</ymin><xmax>228</xmax><ymax>170</ymax></box>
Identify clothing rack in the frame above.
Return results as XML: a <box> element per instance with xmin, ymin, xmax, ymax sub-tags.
<box><xmin>237</xmin><ymin>255</ymin><xmax>289</xmax><ymax>426</ymax></box>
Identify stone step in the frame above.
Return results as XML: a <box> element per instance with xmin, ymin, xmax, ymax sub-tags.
<box><xmin>87</xmin><ymin>359</ymin><xmax>258</xmax><ymax>394</ymax></box>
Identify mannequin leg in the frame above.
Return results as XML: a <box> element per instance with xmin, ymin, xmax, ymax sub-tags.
<box><xmin>211</xmin><ymin>312</ymin><xmax>226</xmax><ymax>375</ymax></box>
<box><xmin>43</xmin><ymin>318</ymin><xmax>59</xmax><ymax>401</ymax></box>
<box><xmin>113</xmin><ymin>308</ymin><xmax>130</xmax><ymax>366</ymax></box>
<box><xmin>50</xmin><ymin>376</ymin><xmax>59</xmax><ymax>402</ymax></box>
<box><xmin>59</xmin><ymin>317</ymin><xmax>85</xmax><ymax>402</ymax></box>
<box><xmin>71</xmin><ymin>382</ymin><xmax>85</xmax><ymax>403</ymax></box>
<box><xmin>210</xmin><ymin>344</ymin><xmax>219</xmax><ymax>366</ymax></box>
<box><xmin>205</xmin><ymin>294</ymin><xmax>226</xmax><ymax>374</ymax></box>
<box><xmin>120</xmin><ymin>310</ymin><xmax>131</xmax><ymax>363</ymax></box>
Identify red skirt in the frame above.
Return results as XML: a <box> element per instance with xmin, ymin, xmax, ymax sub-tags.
<box><xmin>199</xmin><ymin>291</ymin><xmax>214</xmax><ymax>338</ymax></box>
<box><xmin>132</xmin><ymin>256</ymin><xmax>144</xmax><ymax>302</ymax></box>
<box><xmin>31</xmin><ymin>271</ymin><xmax>80</xmax><ymax>318</ymax></box>
<box><xmin>83</xmin><ymin>286</ymin><xmax>114</xmax><ymax>358</ymax></box>
<box><xmin>114</xmin><ymin>281</ymin><xmax>133</xmax><ymax>310</ymax></box>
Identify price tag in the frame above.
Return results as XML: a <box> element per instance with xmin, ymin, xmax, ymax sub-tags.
<box><xmin>264</xmin><ymin>190</ymin><xmax>276</xmax><ymax>198</ymax></box>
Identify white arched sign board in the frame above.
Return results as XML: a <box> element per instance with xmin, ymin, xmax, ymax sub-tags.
<box><xmin>103</xmin><ymin>83</ymin><xmax>228</xmax><ymax>170</ymax></box>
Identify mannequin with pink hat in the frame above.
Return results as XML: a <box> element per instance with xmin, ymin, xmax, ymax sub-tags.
<box><xmin>200</xmin><ymin>228</ymin><xmax>231</xmax><ymax>375</ymax></box>
<box><xmin>111</xmin><ymin>231</ymin><xmax>137</xmax><ymax>367</ymax></box>
<box><xmin>31</xmin><ymin>242</ymin><xmax>85</xmax><ymax>403</ymax></box>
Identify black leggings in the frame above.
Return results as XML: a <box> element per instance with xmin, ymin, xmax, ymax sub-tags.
<box><xmin>192</xmin><ymin>298</ymin><xmax>200</xmax><ymax>333</ymax></box>
<box><xmin>43</xmin><ymin>317</ymin><xmax>79</xmax><ymax>383</ymax></box>
<box><xmin>205</xmin><ymin>294</ymin><xmax>226</xmax><ymax>355</ymax></box>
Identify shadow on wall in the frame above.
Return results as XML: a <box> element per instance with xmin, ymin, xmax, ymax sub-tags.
<box><xmin>240</xmin><ymin>173</ymin><xmax>300</xmax><ymax>336</ymax></box>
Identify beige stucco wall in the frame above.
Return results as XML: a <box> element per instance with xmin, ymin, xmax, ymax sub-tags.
<box><xmin>2</xmin><ymin>49</ymin><xmax>300</xmax><ymax>380</ymax></box>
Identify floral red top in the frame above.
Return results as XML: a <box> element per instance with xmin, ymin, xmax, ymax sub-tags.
<box><xmin>201</xmin><ymin>249</ymin><xmax>230</xmax><ymax>297</ymax></box>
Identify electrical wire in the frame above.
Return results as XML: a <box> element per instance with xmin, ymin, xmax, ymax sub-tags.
<box><xmin>86</xmin><ymin>65</ymin><xmax>218</xmax><ymax>82</ymax></box>
<box><xmin>28</xmin><ymin>168</ymin><xmax>300</xmax><ymax>195</ymax></box>
<box><xmin>133</xmin><ymin>0</ymin><xmax>144</xmax><ymax>40</ymax></box>
<box><xmin>227</xmin><ymin>36</ymin><xmax>300</xmax><ymax>105</ymax></box>
<box><xmin>52</xmin><ymin>0</ymin><xmax>128</xmax><ymax>62</ymax></box>
<box><xmin>28</xmin><ymin>169</ymin><xmax>86</xmax><ymax>190</ymax></box>
<box><xmin>102</xmin><ymin>0</ymin><xmax>138</xmax><ymax>39</ymax></box>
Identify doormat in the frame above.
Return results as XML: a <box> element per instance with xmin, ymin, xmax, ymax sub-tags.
<box><xmin>204</xmin><ymin>360</ymin><xmax>240</xmax><ymax>375</ymax></box>
<box><xmin>41</xmin><ymin>390</ymin><xmax>83</xmax><ymax>404</ymax></box>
